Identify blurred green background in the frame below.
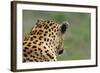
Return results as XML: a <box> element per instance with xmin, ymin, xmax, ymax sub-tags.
<box><xmin>23</xmin><ymin>10</ymin><xmax>91</xmax><ymax>61</ymax></box>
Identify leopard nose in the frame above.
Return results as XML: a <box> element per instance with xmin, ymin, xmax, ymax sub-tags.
<box><xmin>58</xmin><ymin>49</ymin><xmax>63</xmax><ymax>55</ymax></box>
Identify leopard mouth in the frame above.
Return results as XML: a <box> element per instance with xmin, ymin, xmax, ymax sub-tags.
<box><xmin>58</xmin><ymin>49</ymin><xmax>63</xmax><ymax>55</ymax></box>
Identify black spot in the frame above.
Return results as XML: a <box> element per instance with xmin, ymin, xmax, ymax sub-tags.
<box><xmin>33</xmin><ymin>36</ymin><xmax>36</xmax><ymax>38</ymax></box>
<box><xmin>49</xmin><ymin>29</ymin><xmax>51</xmax><ymax>32</ymax></box>
<box><xmin>44</xmin><ymin>46</ymin><xmax>46</xmax><ymax>49</ymax></box>
<box><xmin>50</xmin><ymin>39</ymin><xmax>52</xmax><ymax>42</ymax></box>
<box><xmin>44</xmin><ymin>25</ymin><xmax>49</xmax><ymax>29</ymax></box>
<box><xmin>26</xmin><ymin>58</ymin><xmax>30</xmax><ymax>60</ymax></box>
<box><xmin>45</xmin><ymin>50</ymin><xmax>49</xmax><ymax>53</ymax></box>
<box><xmin>45</xmin><ymin>31</ymin><xmax>48</xmax><ymax>34</ymax></box>
<box><xmin>29</xmin><ymin>59</ymin><xmax>33</xmax><ymax>62</ymax></box>
<box><xmin>32</xmin><ymin>46</ymin><xmax>37</xmax><ymax>48</ymax></box>
<box><xmin>23</xmin><ymin>49</ymin><xmax>26</xmax><ymax>52</ymax></box>
<box><xmin>49</xmin><ymin>34</ymin><xmax>51</xmax><ymax>37</ymax></box>
<box><xmin>30</xmin><ymin>37</ymin><xmax>33</xmax><ymax>41</ymax></box>
<box><xmin>24</xmin><ymin>53</ymin><xmax>27</xmax><ymax>57</ymax></box>
<box><xmin>46</xmin><ymin>43</ymin><xmax>48</xmax><ymax>46</ymax></box>
<box><xmin>32</xmin><ymin>55</ymin><xmax>35</xmax><ymax>58</ymax></box>
<box><xmin>34</xmin><ymin>59</ymin><xmax>38</xmax><ymax>62</ymax></box>
<box><xmin>39</xmin><ymin>30</ymin><xmax>43</xmax><ymax>32</ymax></box>
<box><xmin>53</xmin><ymin>26</ymin><xmax>56</xmax><ymax>28</ymax></box>
<box><xmin>44</xmin><ymin>38</ymin><xmax>46</xmax><ymax>41</ymax></box>
<box><xmin>35</xmin><ymin>40</ymin><xmax>38</xmax><ymax>42</ymax></box>
<box><xmin>27</xmin><ymin>42</ymin><xmax>31</xmax><ymax>47</ymax></box>
<box><xmin>34</xmin><ymin>49</ymin><xmax>37</xmax><ymax>51</ymax></box>
<box><xmin>54</xmin><ymin>29</ymin><xmax>56</xmax><ymax>32</ymax></box>
<box><xmin>39</xmin><ymin>36</ymin><xmax>43</xmax><ymax>40</ymax></box>
<box><xmin>23</xmin><ymin>59</ymin><xmax>26</xmax><ymax>62</ymax></box>
<box><xmin>47</xmin><ymin>38</ymin><xmax>49</xmax><ymax>42</ymax></box>
<box><xmin>24</xmin><ymin>47</ymin><xmax>29</xmax><ymax>50</ymax></box>
<box><xmin>38</xmin><ymin>42</ymin><xmax>43</xmax><ymax>45</ymax></box>
<box><xmin>38</xmin><ymin>24</ymin><xmax>42</xmax><ymax>28</ymax></box>
<box><xmin>52</xmin><ymin>32</ymin><xmax>53</xmax><ymax>35</ymax></box>
<box><xmin>47</xmin><ymin>21</ymin><xmax>50</xmax><ymax>23</ymax></box>
<box><xmin>27</xmin><ymin>50</ymin><xmax>33</xmax><ymax>54</ymax></box>
<box><xmin>44</xmin><ymin>34</ymin><xmax>46</xmax><ymax>36</ymax></box>
<box><xmin>51</xmin><ymin>27</ymin><xmax>53</xmax><ymax>30</ymax></box>
<box><xmin>49</xmin><ymin>23</ymin><xmax>53</xmax><ymax>26</ymax></box>
<box><xmin>23</xmin><ymin>42</ymin><xmax>27</xmax><ymax>45</ymax></box>
<box><xmin>35</xmin><ymin>52</ymin><xmax>39</xmax><ymax>56</ymax></box>
<box><xmin>33</xmin><ymin>42</ymin><xmax>36</xmax><ymax>44</ymax></box>
<box><xmin>30</xmin><ymin>30</ymin><xmax>37</xmax><ymax>35</ymax></box>
<box><xmin>46</xmin><ymin>53</ymin><xmax>54</xmax><ymax>59</ymax></box>
<box><xmin>38</xmin><ymin>48</ymin><xmax>41</xmax><ymax>50</ymax></box>
<box><xmin>49</xmin><ymin>42</ymin><xmax>51</xmax><ymax>45</ymax></box>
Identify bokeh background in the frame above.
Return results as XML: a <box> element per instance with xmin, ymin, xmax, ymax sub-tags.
<box><xmin>23</xmin><ymin>10</ymin><xmax>91</xmax><ymax>61</ymax></box>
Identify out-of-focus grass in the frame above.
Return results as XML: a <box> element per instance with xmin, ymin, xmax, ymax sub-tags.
<box><xmin>23</xmin><ymin>10</ymin><xmax>91</xmax><ymax>61</ymax></box>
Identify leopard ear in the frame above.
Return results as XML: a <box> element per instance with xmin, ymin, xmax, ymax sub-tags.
<box><xmin>60</xmin><ymin>21</ymin><xmax>69</xmax><ymax>34</ymax></box>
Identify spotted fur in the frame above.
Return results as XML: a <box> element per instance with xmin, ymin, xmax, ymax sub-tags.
<box><xmin>23</xmin><ymin>19</ymin><xmax>69</xmax><ymax>62</ymax></box>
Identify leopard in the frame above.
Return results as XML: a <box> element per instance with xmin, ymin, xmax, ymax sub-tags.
<box><xmin>23</xmin><ymin>19</ymin><xmax>69</xmax><ymax>62</ymax></box>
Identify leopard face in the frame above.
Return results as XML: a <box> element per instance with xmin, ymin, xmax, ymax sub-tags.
<box><xmin>23</xmin><ymin>19</ymin><xmax>69</xmax><ymax>62</ymax></box>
